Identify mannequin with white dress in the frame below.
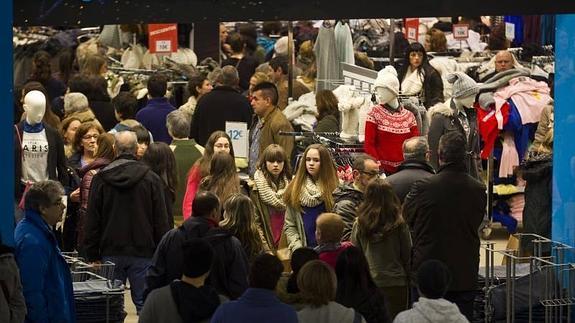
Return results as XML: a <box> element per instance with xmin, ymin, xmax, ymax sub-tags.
<box><xmin>364</xmin><ymin>66</ymin><xmax>419</xmax><ymax>174</ymax></box>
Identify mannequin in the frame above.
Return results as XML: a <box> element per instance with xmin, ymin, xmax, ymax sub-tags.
<box><xmin>15</xmin><ymin>90</ymin><xmax>69</xmax><ymax>202</ymax></box>
<box><xmin>427</xmin><ymin>72</ymin><xmax>481</xmax><ymax>179</ymax></box>
<box><xmin>364</xmin><ymin>66</ymin><xmax>419</xmax><ymax>174</ymax></box>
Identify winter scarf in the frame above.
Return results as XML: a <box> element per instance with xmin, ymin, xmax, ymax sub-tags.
<box><xmin>254</xmin><ymin>169</ymin><xmax>288</xmax><ymax>209</ymax></box>
<box><xmin>299</xmin><ymin>177</ymin><xmax>324</xmax><ymax>207</ymax></box>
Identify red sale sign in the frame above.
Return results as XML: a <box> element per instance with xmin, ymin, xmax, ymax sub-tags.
<box><xmin>148</xmin><ymin>23</ymin><xmax>178</xmax><ymax>53</ymax></box>
<box><xmin>404</xmin><ymin>18</ymin><xmax>419</xmax><ymax>42</ymax></box>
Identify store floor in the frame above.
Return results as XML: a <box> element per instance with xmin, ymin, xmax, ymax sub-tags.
<box><xmin>122</xmin><ymin>227</ymin><xmax>512</xmax><ymax>322</ymax></box>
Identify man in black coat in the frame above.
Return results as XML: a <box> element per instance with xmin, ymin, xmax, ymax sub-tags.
<box><xmin>145</xmin><ymin>191</ymin><xmax>249</xmax><ymax>300</ymax></box>
<box><xmin>84</xmin><ymin>130</ymin><xmax>171</xmax><ymax>313</ymax></box>
<box><xmin>403</xmin><ymin>131</ymin><xmax>486</xmax><ymax>321</ymax></box>
<box><xmin>385</xmin><ymin>136</ymin><xmax>435</xmax><ymax>203</ymax></box>
<box><xmin>189</xmin><ymin>66</ymin><xmax>253</xmax><ymax>146</ymax></box>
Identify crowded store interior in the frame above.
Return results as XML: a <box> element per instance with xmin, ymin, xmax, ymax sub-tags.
<box><xmin>5</xmin><ymin>14</ymin><xmax>567</xmax><ymax>323</ymax></box>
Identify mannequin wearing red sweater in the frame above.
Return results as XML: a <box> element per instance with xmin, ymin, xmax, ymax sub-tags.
<box><xmin>364</xmin><ymin>66</ymin><xmax>419</xmax><ymax>175</ymax></box>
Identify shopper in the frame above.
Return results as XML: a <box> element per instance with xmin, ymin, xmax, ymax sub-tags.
<box><xmin>394</xmin><ymin>260</ymin><xmax>468</xmax><ymax>323</ymax></box>
<box><xmin>251</xmin><ymin>144</ymin><xmax>292</xmax><ymax>252</ymax></box>
<box><xmin>136</xmin><ymin>73</ymin><xmax>176</xmax><ymax>144</ymax></box>
<box><xmin>276</xmin><ymin>247</ymin><xmax>318</xmax><ymax>308</ymax></box>
<box><xmin>211</xmin><ymin>254</ymin><xmax>298</xmax><ymax>323</ymax></box>
<box><xmin>198</xmin><ymin>152</ymin><xmax>242</xmax><ymax>207</ymax></box>
<box><xmin>83</xmin><ymin>131</ymin><xmax>171</xmax><ymax>313</ymax></box>
<box><xmin>109</xmin><ymin>91</ymin><xmax>139</xmax><ymax>134</ymax></box>
<box><xmin>63</xmin><ymin>92</ymin><xmax>100</xmax><ymax>126</ymax></box>
<box><xmin>332</xmin><ymin>154</ymin><xmax>380</xmax><ymax>241</ymax></box>
<box><xmin>179</xmin><ymin>73</ymin><xmax>213</xmax><ymax>120</ymax></box>
<box><xmin>248</xmin><ymin>81</ymin><xmax>294</xmax><ymax>176</ymax></box>
<box><xmin>314</xmin><ymin>90</ymin><xmax>340</xmax><ymax>133</ymax></box>
<box><xmin>336</xmin><ymin>246</ymin><xmax>390</xmax><ymax>323</ymax></box>
<box><xmin>67</xmin><ymin>121</ymin><xmax>104</xmax><ymax>172</ymax></box>
<box><xmin>351</xmin><ymin>178</ymin><xmax>411</xmax><ymax>319</ymax></box>
<box><xmin>14</xmin><ymin>180</ymin><xmax>75</xmax><ymax>322</ymax></box>
<box><xmin>166</xmin><ymin>109</ymin><xmax>203</xmax><ymax>221</ymax></box>
<box><xmin>27</xmin><ymin>50</ymin><xmax>66</xmax><ymax>103</ymax></box>
<box><xmin>132</xmin><ymin>124</ymin><xmax>151</xmax><ymax>160</ymax></box>
<box><xmin>142</xmin><ymin>142</ymin><xmax>178</xmax><ymax>228</ymax></box>
<box><xmin>59</xmin><ymin>116</ymin><xmax>81</xmax><ymax>158</ymax></box>
<box><xmin>220</xmin><ymin>194</ymin><xmax>266</xmax><ymax>262</ymax></box>
<box><xmin>384</xmin><ymin>136</ymin><xmax>435</xmax><ymax>203</ymax></box>
<box><xmin>283</xmin><ymin>144</ymin><xmax>339</xmax><ymax>251</ymax></box>
<box><xmin>297</xmin><ymin>260</ymin><xmax>366</xmax><ymax>323</ymax></box>
<box><xmin>139</xmin><ymin>238</ymin><xmax>227</xmax><ymax>323</ymax></box>
<box><xmin>182</xmin><ymin>131</ymin><xmax>235</xmax><ymax>219</ymax></box>
<box><xmin>314</xmin><ymin>213</ymin><xmax>352</xmax><ymax>268</ymax></box>
<box><xmin>269</xmin><ymin>55</ymin><xmax>310</xmax><ymax>110</ymax></box>
<box><xmin>73</xmin><ymin>133</ymin><xmax>115</xmax><ymax>254</ymax></box>
<box><xmin>0</xmin><ymin>240</ymin><xmax>26</xmax><ymax>323</ymax></box>
<box><xmin>146</xmin><ymin>191</ymin><xmax>249</xmax><ymax>300</ymax></box>
<box><xmin>397</xmin><ymin>42</ymin><xmax>444</xmax><ymax>109</ymax></box>
<box><xmin>247</xmin><ymin>72</ymin><xmax>272</xmax><ymax>97</ymax></box>
<box><xmin>222</xmin><ymin>32</ymin><xmax>259</xmax><ymax>92</ymax></box>
<box><xmin>84</xmin><ymin>75</ymin><xmax>116</xmax><ymax>131</ymax></box>
<box><xmin>190</xmin><ymin>66</ymin><xmax>253</xmax><ymax>147</ymax></box>
<box><xmin>403</xmin><ymin>132</ymin><xmax>486</xmax><ymax>320</ymax></box>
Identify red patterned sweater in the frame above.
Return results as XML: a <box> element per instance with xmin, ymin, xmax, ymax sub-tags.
<box><xmin>364</xmin><ymin>104</ymin><xmax>419</xmax><ymax>174</ymax></box>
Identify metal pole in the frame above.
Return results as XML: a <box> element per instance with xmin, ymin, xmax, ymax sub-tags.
<box><xmin>389</xmin><ymin>18</ymin><xmax>395</xmax><ymax>65</ymax></box>
<box><xmin>287</xmin><ymin>21</ymin><xmax>293</xmax><ymax>100</ymax></box>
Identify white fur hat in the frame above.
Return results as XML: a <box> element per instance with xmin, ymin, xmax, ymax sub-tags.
<box><xmin>274</xmin><ymin>36</ymin><xmax>289</xmax><ymax>56</ymax></box>
<box><xmin>374</xmin><ymin>65</ymin><xmax>400</xmax><ymax>96</ymax></box>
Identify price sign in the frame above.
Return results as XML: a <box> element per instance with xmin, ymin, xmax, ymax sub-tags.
<box><xmin>452</xmin><ymin>24</ymin><xmax>469</xmax><ymax>40</ymax></box>
<box><xmin>225</xmin><ymin>121</ymin><xmax>248</xmax><ymax>158</ymax></box>
<box><xmin>148</xmin><ymin>23</ymin><xmax>178</xmax><ymax>53</ymax></box>
<box><xmin>404</xmin><ymin>18</ymin><xmax>419</xmax><ymax>41</ymax></box>
<box><xmin>505</xmin><ymin>22</ymin><xmax>515</xmax><ymax>41</ymax></box>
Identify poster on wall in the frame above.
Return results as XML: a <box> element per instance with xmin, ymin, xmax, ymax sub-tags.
<box><xmin>148</xmin><ymin>23</ymin><xmax>178</xmax><ymax>53</ymax></box>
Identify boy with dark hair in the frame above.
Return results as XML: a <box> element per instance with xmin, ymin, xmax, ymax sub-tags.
<box><xmin>136</xmin><ymin>73</ymin><xmax>175</xmax><ymax>143</ymax></box>
<box><xmin>211</xmin><ymin>254</ymin><xmax>298</xmax><ymax>323</ymax></box>
<box><xmin>140</xmin><ymin>238</ymin><xmax>227</xmax><ymax>323</ymax></box>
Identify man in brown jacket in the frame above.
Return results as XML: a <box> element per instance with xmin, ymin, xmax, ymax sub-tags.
<box><xmin>248</xmin><ymin>82</ymin><xmax>294</xmax><ymax>177</ymax></box>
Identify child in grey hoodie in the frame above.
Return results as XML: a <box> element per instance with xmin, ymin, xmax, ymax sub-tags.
<box><xmin>393</xmin><ymin>260</ymin><xmax>468</xmax><ymax>323</ymax></box>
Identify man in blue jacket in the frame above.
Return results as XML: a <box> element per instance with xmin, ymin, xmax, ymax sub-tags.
<box><xmin>14</xmin><ymin>180</ymin><xmax>75</xmax><ymax>322</ymax></box>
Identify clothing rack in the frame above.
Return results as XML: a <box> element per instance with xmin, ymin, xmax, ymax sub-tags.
<box><xmin>279</xmin><ymin>131</ymin><xmax>341</xmax><ymax>137</ymax></box>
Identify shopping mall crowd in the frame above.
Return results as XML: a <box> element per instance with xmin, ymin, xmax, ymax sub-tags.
<box><xmin>2</xmin><ymin>18</ymin><xmax>554</xmax><ymax>323</ymax></box>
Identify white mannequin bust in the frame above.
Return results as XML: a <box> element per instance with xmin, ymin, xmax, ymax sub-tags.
<box><xmin>23</xmin><ymin>90</ymin><xmax>46</xmax><ymax>126</ymax></box>
<box><xmin>375</xmin><ymin>87</ymin><xmax>399</xmax><ymax>110</ymax></box>
<box><xmin>452</xmin><ymin>94</ymin><xmax>475</xmax><ymax>112</ymax></box>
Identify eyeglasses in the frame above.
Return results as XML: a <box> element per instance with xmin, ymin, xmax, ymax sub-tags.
<box><xmin>82</xmin><ymin>134</ymin><xmax>99</xmax><ymax>140</ymax></box>
<box><xmin>361</xmin><ymin>170</ymin><xmax>380</xmax><ymax>178</ymax></box>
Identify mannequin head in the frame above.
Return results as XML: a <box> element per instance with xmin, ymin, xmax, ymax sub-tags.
<box><xmin>453</xmin><ymin>94</ymin><xmax>476</xmax><ymax>109</ymax></box>
<box><xmin>373</xmin><ymin>65</ymin><xmax>400</xmax><ymax>108</ymax></box>
<box><xmin>375</xmin><ymin>87</ymin><xmax>397</xmax><ymax>106</ymax></box>
<box><xmin>23</xmin><ymin>90</ymin><xmax>46</xmax><ymax>125</ymax></box>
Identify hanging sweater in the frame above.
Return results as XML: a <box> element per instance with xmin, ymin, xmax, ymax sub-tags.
<box><xmin>364</xmin><ymin>105</ymin><xmax>419</xmax><ymax>174</ymax></box>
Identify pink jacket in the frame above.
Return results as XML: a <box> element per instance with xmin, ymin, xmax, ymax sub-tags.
<box><xmin>494</xmin><ymin>77</ymin><xmax>551</xmax><ymax>126</ymax></box>
<box><xmin>182</xmin><ymin>163</ymin><xmax>202</xmax><ymax>219</ymax></box>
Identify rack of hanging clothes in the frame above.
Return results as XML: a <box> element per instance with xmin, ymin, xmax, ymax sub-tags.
<box><xmin>476</xmin><ymin>68</ymin><xmax>552</xmax><ymax>236</ymax></box>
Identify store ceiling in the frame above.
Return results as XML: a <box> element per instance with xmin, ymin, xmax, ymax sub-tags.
<box><xmin>14</xmin><ymin>0</ymin><xmax>575</xmax><ymax>26</ymax></box>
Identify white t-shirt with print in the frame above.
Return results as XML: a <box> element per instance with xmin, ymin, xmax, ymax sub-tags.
<box><xmin>21</xmin><ymin>130</ymin><xmax>49</xmax><ymax>183</ymax></box>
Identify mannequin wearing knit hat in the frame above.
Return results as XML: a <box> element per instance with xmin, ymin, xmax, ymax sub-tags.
<box><xmin>427</xmin><ymin>72</ymin><xmax>482</xmax><ymax>179</ymax></box>
<box><xmin>364</xmin><ymin>66</ymin><xmax>419</xmax><ymax>174</ymax></box>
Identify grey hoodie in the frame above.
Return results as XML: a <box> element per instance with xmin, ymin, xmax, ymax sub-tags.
<box><xmin>393</xmin><ymin>297</ymin><xmax>469</xmax><ymax>323</ymax></box>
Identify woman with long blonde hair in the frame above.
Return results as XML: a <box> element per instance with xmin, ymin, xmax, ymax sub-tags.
<box><xmin>283</xmin><ymin>144</ymin><xmax>339</xmax><ymax>252</ymax></box>
<box><xmin>220</xmin><ymin>194</ymin><xmax>265</xmax><ymax>262</ymax></box>
<box><xmin>199</xmin><ymin>152</ymin><xmax>241</xmax><ymax>207</ymax></box>
<box><xmin>351</xmin><ymin>178</ymin><xmax>411</xmax><ymax>319</ymax></box>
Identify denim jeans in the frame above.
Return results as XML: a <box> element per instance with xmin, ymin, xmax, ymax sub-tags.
<box><xmin>102</xmin><ymin>255</ymin><xmax>151</xmax><ymax>313</ymax></box>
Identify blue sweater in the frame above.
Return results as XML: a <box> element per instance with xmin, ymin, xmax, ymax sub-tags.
<box><xmin>302</xmin><ymin>203</ymin><xmax>326</xmax><ymax>248</ymax></box>
<box><xmin>136</xmin><ymin>97</ymin><xmax>175</xmax><ymax>144</ymax></box>
<box><xmin>210</xmin><ymin>288</ymin><xmax>298</xmax><ymax>323</ymax></box>
<box><xmin>14</xmin><ymin>209</ymin><xmax>76</xmax><ymax>322</ymax></box>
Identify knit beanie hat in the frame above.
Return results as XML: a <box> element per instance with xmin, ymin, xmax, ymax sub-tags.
<box><xmin>417</xmin><ymin>259</ymin><xmax>451</xmax><ymax>299</ymax></box>
<box><xmin>447</xmin><ymin>72</ymin><xmax>480</xmax><ymax>99</ymax></box>
<box><xmin>374</xmin><ymin>65</ymin><xmax>400</xmax><ymax>96</ymax></box>
<box><xmin>274</xmin><ymin>36</ymin><xmax>289</xmax><ymax>56</ymax></box>
<box><xmin>64</xmin><ymin>92</ymin><xmax>90</xmax><ymax>114</ymax></box>
<box><xmin>182</xmin><ymin>238</ymin><xmax>215</xmax><ymax>278</ymax></box>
